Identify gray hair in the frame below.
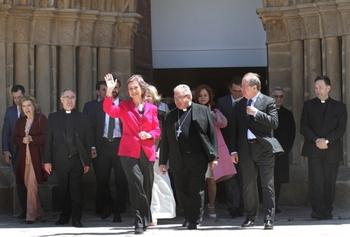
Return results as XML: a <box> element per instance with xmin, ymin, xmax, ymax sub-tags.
<box><xmin>174</xmin><ymin>84</ymin><xmax>192</xmax><ymax>100</ymax></box>
<box><xmin>244</xmin><ymin>72</ymin><xmax>261</xmax><ymax>91</ymax></box>
<box><xmin>60</xmin><ymin>89</ymin><xmax>76</xmax><ymax>97</ymax></box>
<box><xmin>270</xmin><ymin>86</ymin><xmax>284</xmax><ymax>95</ymax></box>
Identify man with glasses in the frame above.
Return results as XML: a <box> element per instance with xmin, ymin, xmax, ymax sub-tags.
<box><xmin>270</xmin><ymin>86</ymin><xmax>296</xmax><ymax>213</ymax></box>
<box><xmin>229</xmin><ymin>73</ymin><xmax>283</xmax><ymax>230</ymax></box>
<box><xmin>216</xmin><ymin>76</ymin><xmax>244</xmax><ymax>218</ymax></box>
<box><xmin>44</xmin><ymin>89</ymin><xmax>92</xmax><ymax>227</ymax></box>
<box><xmin>159</xmin><ymin>84</ymin><xmax>218</xmax><ymax>230</ymax></box>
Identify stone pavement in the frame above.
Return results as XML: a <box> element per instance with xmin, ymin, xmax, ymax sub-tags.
<box><xmin>0</xmin><ymin>204</ymin><xmax>350</xmax><ymax>237</ymax></box>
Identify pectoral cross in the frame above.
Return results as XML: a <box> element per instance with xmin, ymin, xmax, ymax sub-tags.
<box><xmin>176</xmin><ymin>127</ymin><xmax>182</xmax><ymax>137</ymax></box>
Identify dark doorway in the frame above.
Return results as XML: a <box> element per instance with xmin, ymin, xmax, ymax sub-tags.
<box><xmin>152</xmin><ymin>67</ymin><xmax>268</xmax><ymax>101</ymax></box>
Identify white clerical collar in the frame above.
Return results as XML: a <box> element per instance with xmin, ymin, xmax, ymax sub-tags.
<box><xmin>65</xmin><ymin>110</ymin><xmax>72</xmax><ymax>114</ymax></box>
<box><xmin>182</xmin><ymin>101</ymin><xmax>192</xmax><ymax>111</ymax></box>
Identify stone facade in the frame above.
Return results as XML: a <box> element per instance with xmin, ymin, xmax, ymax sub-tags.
<box><xmin>257</xmin><ymin>0</ymin><xmax>350</xmax><ymax>167</ymax></box>
<box><xmin>0</xmin><ymin>0</ymin><xmax>145</xmax><ymax>214</ymax></box>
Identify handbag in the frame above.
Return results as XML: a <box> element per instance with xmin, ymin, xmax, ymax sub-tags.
<box><xmin>38</xmin><ymin>114</ymin><xmax>51</xmax><ymax>181</ymax></box>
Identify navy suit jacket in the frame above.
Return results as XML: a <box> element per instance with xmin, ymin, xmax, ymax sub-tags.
<box><xmin>300</xmin><ymin>97</ymin><xmax>347</xmax><ymax>163</ymax></box>
<box><xmin>230</xmin><ymin>93</ymin><xmax>283</xmax><ymax>161</ymax></box>
<box><xmin>83</xmin><ymin>99</ymin><xmax>98</xmax><ymax>115</ymax></box>
<box><xmin>2</xmin><ymin>105</ymin><xmax>19</xmax><ymax>158</ymax></box>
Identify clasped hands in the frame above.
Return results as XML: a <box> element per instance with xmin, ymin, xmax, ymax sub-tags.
<box><xmin>22</xmin><ymin>135</ymin><xmax>32</xmax><ymax>144</ymax></box>
<box><xmin>316</xmin><ymin>138</ymin><xmax>328</xmax><ymax>150</ymax></box>
<box><xmin>139</xmin><ymin>131</ymin><xmax>152</xmax><ymax>140</ymax></box>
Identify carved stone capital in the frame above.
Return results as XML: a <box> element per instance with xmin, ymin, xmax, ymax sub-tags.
<box><xmin>8</xmin><ymin>7</ymin><xmax>34</xmax><ymax>43</ymax></box>
<box><xmin>94</xmin><ymin>12</ymin><xmax>117</xmax><ymax>47</ymax></box>
<box><xmin>78</xmin><ymin>11</ymin><xmax>98</xmax><ymax>46</ymax></box>
<box><xmin>286</xmin><ymin>17</ymin><xmax>303</xmax><ymax>41</ymax></box>
<box><xmin>114</xmin><ymin>13</ymin><xmax>141</xmax><ymax>48</ymax></box>
<box><xmin>53</xmin><ymin>10</ymin><xmax>79</xmax><ymax>46</ymax></box>
<box><xmin>32</xmin><ymin>9</ymin><xmax>55</xmax><ymax>44</ymax></box>
<box><xmin>338</xmin><ymin>2</ymin><xmax>350</xmax><ymax>35</ymax></box>
<box><xmin>264</xmin><ymin>18</ymin><xmax>288</xmax><ymax>43</ymax></box>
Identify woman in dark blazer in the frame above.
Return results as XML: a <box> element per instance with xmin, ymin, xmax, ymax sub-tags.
<box><xmin>103</xmin><ymin>73</ymin><xmax>161</xmax><ymax>235</ymax></box>
<box><xmin>12</xmin><ymin>95</ymin><xmax>46</xmax><ymax>224</ymax></box>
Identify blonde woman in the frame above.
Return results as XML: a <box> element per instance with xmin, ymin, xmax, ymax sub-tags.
<box><xmin>12</xmin><ymin>95</ymin><xmax>46</xmax><ymax>224</ymax></box>
<box><xmin>145</xmin><ymin>85</ymin><xmax>176</xmax><ymax>226</ymax></box>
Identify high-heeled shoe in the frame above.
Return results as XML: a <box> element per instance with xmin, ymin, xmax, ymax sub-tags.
<box><xmin>208</xmin><ymin>204</ymin><xmax>216</xmax><ymax>218</ymax></box>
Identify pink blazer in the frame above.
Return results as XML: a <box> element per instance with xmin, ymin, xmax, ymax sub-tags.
<box><xmin>103</xmin><ymin>97</ymin><xmax>161</xmax><ymax>161</ymax></box>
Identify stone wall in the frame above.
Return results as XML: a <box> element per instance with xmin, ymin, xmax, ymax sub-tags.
<box><xmin>0</xmin><ymin>0</ymin><xmax>142</xmax><ymax>214</ymax></box>
<box><xmin>257</xmin><ymin>0</ymin><xmax>350</xmax><ymax>167</ymax></box>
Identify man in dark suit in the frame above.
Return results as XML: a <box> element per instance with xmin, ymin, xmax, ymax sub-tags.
<box><xmin>159</xmin><ymin>84</ymin><xmax>218</xmax><ymax>230</ymax></box>
<box><xmin>300</xmin><ymin>76</ymin><xmax>347</xmax><ymax>220</ymax></box>
<box><xmin>90</xmin><ymin>80</ymin><xmax>128</xmax><ymax>222</ymax></box>
<box><xmin>271</xmin><ymin>86</ymin><xmax>296</xmax><ymax>213</ymax></box>
<box><xmin>216</xmin><ymin>76</ymin><xmax>244</xmax><ymax>218</ymax></box>
<box><xmin>229</xmin><ymin>72</ymin><xmax>283</xmax><ymax>230</ymax></box>
<box><xmin>83</xmin><ymin>81</ymin><xmax>107</xmax><ymax>115</ymax></box>
<box><xmin>2</xmin><ymin>85</ymin><xmax>27</xmax><ymax>218</ymax></box>
<box><xmin>44</xmin><ymin>89</ymin><xmax>92</xmax><ymax>227</ymax></box>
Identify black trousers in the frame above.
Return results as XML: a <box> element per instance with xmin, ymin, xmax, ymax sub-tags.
<box><xmin>308</xmin><ymin>155</ymin><xmax>339</xmax><ymax>215</ymax></box>
<box><xmin>11</xmin><ymin>153</ymin><xmax>27</xmax><ymax>213</ymax></box>
<box><xmin>92</xmin><ymin>138</ymin><xmax>128</xmax><ymax>213</ymax></box>
<box><xmin>225</xmin><ymin>163</ymin><xmax>243</xmax><ymax>211</ymax></box>
<box><xmin>55</xmin><ymin>155</ymin><xmax>84</xmax><ymax>222</ymax></box>
<box><xmin>241</xmin><ymin>141</ymin><xmax>275</xmax><ymax>221</ymax></box>
<box><xmin>172</xmin><ymin>152</ymin><xmax>207</xmax><ymax>224</ymax></box>
<box><xmin>120</xmin><ymin>150</ymin><xmax>154</xmax><ymax>229</ymax></box>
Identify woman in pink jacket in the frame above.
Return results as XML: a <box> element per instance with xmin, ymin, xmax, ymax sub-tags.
<box><xmin>103</xmin><ymin>73</ymin><xmax>161</xmax><ymax>235</ymax></box>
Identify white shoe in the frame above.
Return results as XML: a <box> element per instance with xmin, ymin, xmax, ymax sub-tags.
<box><xmin>208</xmin><ymin>204</ymin><xmax>216</xmax><ymax>218</ymax></box>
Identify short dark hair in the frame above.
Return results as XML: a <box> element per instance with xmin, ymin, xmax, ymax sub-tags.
<box><xmin>11</xmin><ymin>85</ymin><xmax>25</xmax><ymax>94</ymax></box>
<box><xmin>95</xmin><ymin>81</ymin><xmax>107</xmax><ymax>90</ymax></box>
<box><xmin>315</xmin><ymin>75</ymin><xmax>331</xmax><ymax>86</ymax></box>
<box><xmin>229</xmin><ymin>76</ymin><xmax>242</xmax><ymax>87</ymax></box>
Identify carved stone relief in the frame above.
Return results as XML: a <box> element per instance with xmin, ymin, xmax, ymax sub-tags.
<box><xmin>286</xmin><ymin>17</ymin><xmax>303</xmax><ymax>41</ymax></box>
<box><xmin>57</xmin><ymin>20</ymin><xmax>75</xmax><ymax>45</ymax></box>
<box><xmin>302</xmin><ymin>16</ymin><xmax>320</xmax><ymax>38</ymax></box>
<box><xmin>13</xmin><ymin>18</ymin><xmax>30</xmax><ymax>42</ymax></box>
<box><xmin>322</xmin><ymin>13</ymin><xmax>338</xmax><ymax>36</ymax></box>
<box><xmin>340</xmin><ymin>12</ymin><xmax>350</xmax><ymax>35</ymax></box>
<box><xmin>265</xmin><ymin>19</ymin><xmax>287</xmax><ymax>43</ymax></box>
<box><xmin>33</xmin><ymin>19</ymin><xmax>50</xmax><ymax>43</ymax></box>
<box><xmin>79</xmin><ymin>22</ymin><xmax>93</xmax><ymax>45</ymax></box>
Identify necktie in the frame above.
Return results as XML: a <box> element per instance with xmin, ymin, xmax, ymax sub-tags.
<box><xmin>247</xmin><ymin>99</ymin><xmax>253</xmax><ymax>121</ymax></box>
<box><xmin>108</xmin><ymin>116</ymin><xmax>115</xmax><ymax>139</ymax></box>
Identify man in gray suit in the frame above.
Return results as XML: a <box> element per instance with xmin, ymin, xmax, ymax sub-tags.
<box><xmin>229</xmin><ymin>72</ymin><xmax>283</xmax><ymax>230</ymax></box>
<box><xmin>2</xmin><ymin>85</ymin><xmax>27</xmax><ymax>218</ymax></box>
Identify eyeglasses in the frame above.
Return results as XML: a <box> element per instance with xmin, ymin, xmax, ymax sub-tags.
<box><xmin>272</xmin><ymin>95</ymin><xmax>285</xmax><ymax>99</ymax></box>
<box><xmin>232</xmin><ymin>89</ymin><xmax>242</xmax><ymax>93</ymax></box>
<box><xmin>174</xmin><ymin>95</ymin><xmax>188</xmax><ymax>101</ymax></box>
<box><xmin>61</xmin><ymin>96</ymin><xmax>76</xmax><ymax>100</ymax></box>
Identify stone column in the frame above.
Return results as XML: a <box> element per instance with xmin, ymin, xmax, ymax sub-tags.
<box><xmin>319</xmin><ymin>3</ymin><xmax>341</xmax><ymax>101</ymax></box>
<box><xmin>285</xmin><ymin>9</ymin><xmax>304</xmax><ymax>165</ymax></box>
<box><xmin>77</xmin><ymin>11</ymin><xmax>98</xmax><ymax>111</ymax></box>
<box><xmin>59</xmin><ymin>46</ymin><xmax>76</xmax><ymax>94</ymax></box>
<box><xmin>300</xmin><ymin>5</ymin><xmax>322</xmax><ymax>101</ymax></box>
<box><xmin>111</xmin><ymin>13</ymin><xmax>141</xmax><ymax>99</ymax></box>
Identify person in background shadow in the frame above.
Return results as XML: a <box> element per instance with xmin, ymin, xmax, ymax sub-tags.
<box><xmin>159</xmin><ymin>84</ymin><xmax>218</xmax><ymax>230</ymax></box>
<box><xmin>300</xmin><ymin>76</ymin><xmax>347</xmax><ymax>220</ymax></box>
<box><xmin>12</xmin><ymin>95</ymin><xmax>47</xmax><ymax>224</ymax></box>
<box><xmin>2</xmin><ymin>85</ymin><xmax>27</xmax><ymax>219</ymax></box>
<box><xmin>229</xmin><ymin>73</ymin><xmax>283</xmax><ymax>230</ymax></box>
<box><xmin>216</xmin><ymin>77</ymin><xmax>244</xmax><ymax>218</ymax></box>
<box><xmin>270</xmin><ymin>86</ymin><xmax>296</xmax><ymax>213</ymax></box>
<box><xmin>90</xmin><ymin>79</ymin><xmax>128</xmax><ymax>222</ymax></box>
<box><xmin>83</xmin><ymin>81</ymin><xmax>107</xmax><ymax>116</ymax></box>
<box><xmin>44</xmin><ymin>89</ymin><xmax>92</xmax><ymax>228</ymax></box>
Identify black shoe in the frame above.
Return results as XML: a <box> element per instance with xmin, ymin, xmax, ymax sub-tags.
<box><xmin>311</xmin><ymin>212</ymin><xmax>327</xmax><ymax>220</ymax></box>
<box><xmin>135</xmin><ymin>227</ymin><xmax>144</xmax><ymax>234</ymax></box>
<box><xmin>113</xmin><ymin>213</ymin><xmax>122</xmax><ymax>222</ymax></box>
<box><xmin>18</xmin><ymin>212</ymin><xmax>26</xmax><ymax>219</ymax></box>
<box><xmin>101</xmin><ymin>204</ymin><xmax>113</xmax><ymax>219</ymax></box>
<box><xmin>229</xmin><ymin>208</ymin><xmax>243</xmax><ymax>218</ymax></box>
<box><xmin>72</xmin><ymin>221</ymin><xmax>83</xmax><ymax>227</ymax></box>
<box><xmin>55</xmin><ymin>219</ymin><xmax>69</xmax><ymax>225</ymax></box>
<box><xmin>241</xmin><ymin>219</ymin><xmax>255</xmax><ymax>227</ymax></box>
<box><xmin>26</xmin><ymin>221</ymin><xmax>34</xmax><ymax>224</ymax></box>
<box><xmin>182</xmin><ymin>219</ymin><xmax>189</xmax><ymax>227</ymax></box>
<box><xmin>187</xmin><ymin>222</ymin><xmax>197</xmax><ymax>230</ymax></box>
<box><xmin>264</xmin><ymin>220</ymin><xmax>274</xmax><ymax>230</ymax></box>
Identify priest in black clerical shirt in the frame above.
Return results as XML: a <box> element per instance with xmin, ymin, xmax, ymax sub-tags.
<box><xmin>159</xmin><ymin>84</ymin><xmax>218</xmax><ymax>230</ymax></box>
<box><xmin>44</xmin><ymin>89</ymin><xmax>92</xmax><ymax>228</ymax></box>
<box><xmin>300</xmin><ymin>76</ymin><xmax>347</xmax><ymax>220</ymax></box>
